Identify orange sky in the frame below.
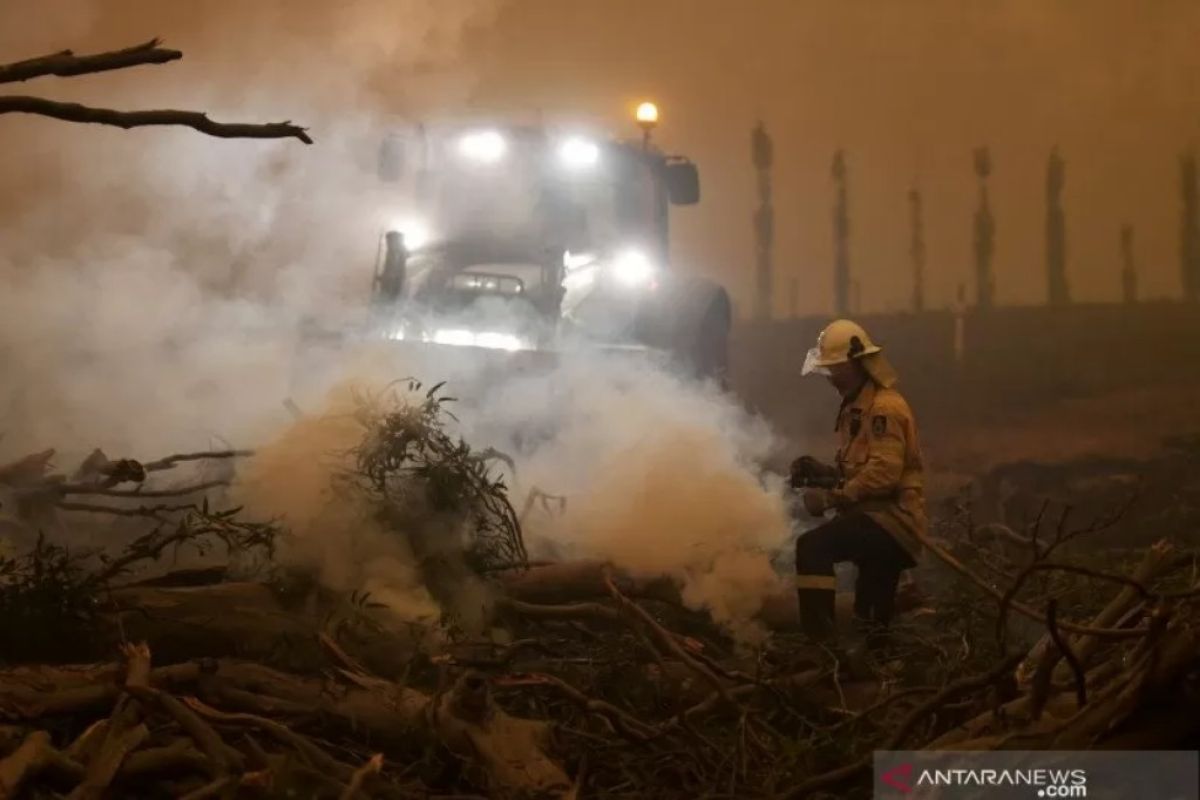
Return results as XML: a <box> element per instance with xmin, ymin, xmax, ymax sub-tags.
<box><xmin>466</xmin><ymin>0</ymin><xmax>1200</xmax><ymax>314</ymax></box>
<box><xmin>3</xmin><ymin>0</ymin><xmax>1199</xmax><ymax>316</ymax></box>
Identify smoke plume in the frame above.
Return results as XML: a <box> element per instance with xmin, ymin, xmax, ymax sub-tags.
<box><xmin>0</xmin><ymin>0</ymin><xmax>500</xmax><ymax>456</ymax></box>
<box><xmin>0</xmin><ymin>1</ymin><xmax>796</xmax><ymax>637</ymax></box>
<box><xmin>460</xmin><ymin>356</ymin><xmax>792</xmax><ymax>634</ymax></box>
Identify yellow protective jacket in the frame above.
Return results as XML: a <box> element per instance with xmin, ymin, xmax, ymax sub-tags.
<box><xmin>829</xmin><ymin>379</ymin><xmax>926</xmax><ymax>558</ymax></box>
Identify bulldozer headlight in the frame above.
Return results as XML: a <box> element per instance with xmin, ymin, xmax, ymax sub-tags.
<box><xmin>457</xmin><ymin>130</ymin><xmax>507</xmax><ymax>163</ymax></box>
<box><xmin>611</xmin><ymin>249</ymin><xmax>655</xmax><ymax>288</ymax></box>
<box><xmin>432</xmin><ymin>328</ymin><xmax>476</xmax><ymax>347</ymax></box>
<box><xmin>475</xmin><ymin>332</ymin><xmax>526</xmax><ymax>351</ymax></box>
<box><xmin>558</xmin><ymin>137</ymin><xmax>599</xmax><ymax>170</ymax></box>
<box><xmin>430</xmin><ymin>328</ymin><xmax>528</xmax><ymax>352</ymax></box>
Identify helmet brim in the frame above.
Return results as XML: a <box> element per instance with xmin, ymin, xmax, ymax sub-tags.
<box><xmin>801</xmin><ymin>344</ymin><xmax>884</xmax><ymax>376</ymax></box>
<box><xmin>801</xmin><ymin>347</ymin><xmax>832</xmax><ymax>376</ymax></box>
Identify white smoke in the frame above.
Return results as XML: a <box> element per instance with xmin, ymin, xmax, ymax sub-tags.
<box><xmin>461</xmin><ymin>356</ymin><xmax>792</xmax><ymax>634</ymax></box>
<box><xmin>234</xmin><ymin>352</ymin><xmax>793</xmax><ymax>638</ymax></box>
<box><xmin>0</xmin><ymin>0</ymin><xmax>797</xmax><ymax>638</ymax></box>
<box><xmin>0</xmin><ymin>0</ymin><xmax>501</xmax><ymax>457</ymax></box>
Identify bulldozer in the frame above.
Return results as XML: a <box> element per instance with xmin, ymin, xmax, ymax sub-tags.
<box><xmin>361</xmin><ymin>103</ymin><xmax>733</xmax><ymax>382</ymax></box>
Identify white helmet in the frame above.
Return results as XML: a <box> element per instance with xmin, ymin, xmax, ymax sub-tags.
<box><xmin>801</xmin><ymin>319</ymin><xmax>882</xmax><ymax>376</ymax></box>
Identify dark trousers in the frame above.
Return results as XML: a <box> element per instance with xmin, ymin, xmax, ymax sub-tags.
<box><xmin>795</xmin><ymin>512</ymin><xmax>916</xmax><ymax>640</ymax></box>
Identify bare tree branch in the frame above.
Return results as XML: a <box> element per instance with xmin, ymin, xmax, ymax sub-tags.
<box><xmin>60</xmin><ymin>480</ymin><xmax>229</xmax><ymax>498</ymax></box>
<box><xmin>56</xmin><ymin>501</ymin><xmax>192</xmax><ymax>520</ymax></box>
<box><xmin>922</xmin><ymin>535</ymin><xmax>1150</xmax><ymax>639</ymax></box>
<box><xmin>142</xmin><ymin>450</ymin><xmax>253</xmax><ymax>473</ymax></box>
<box><xmin>883</xmin><ymin>651</ymin><xmax>1027</xmax><ymax>752</ymax></box>
<box><xmin>0</xmin><ymin>96</ymin><xmax>312</xmax><ymax>143</ymax></box>
<box><xmin>338</xmin><ymin>753</ymin><xmax>383</xmax><ymax>800</ymax></box>
<box><xmin>1044</xmin><ymin>599</ymin><xmax>1088</xmax><ymax>711</ymax></box>
<box><xmin>0</xmin><ymin>39</ymin><xmax>181</xmax><ymax>85</ymax></box>
<box><xmin>496</xmin><ymin>672</ymin><xmax>657</xmax><ymax>742</ymax></box>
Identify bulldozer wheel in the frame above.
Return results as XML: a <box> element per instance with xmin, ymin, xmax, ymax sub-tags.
<box><xmin>689</xmin><ymin>289</ymin><xmax>732</xmax><ymax>383</ymax></box>
<box><xmin>657</xmin><ymin>279</ymin><xmax>731</xmax><ymax>383</ymax></box>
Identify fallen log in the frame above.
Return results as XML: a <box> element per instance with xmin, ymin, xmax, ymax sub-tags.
<box><xmin>494</xmin><ymin>560</ymin><xmax>925</xmax><ymax>632</ymax></box>
<box><xmin>1018</xmin><ymin>539</ymin><xmax>1176</xmax><ymax>685</ymax></box>
<box><xmin>100</xmin><ymin>582</ymin><xmax>421</xmax><ymax>675</ymax></box>
<box><xmin>0</xmin><ymin>649</ymin><xmax>572</xmax><ymax>799</ymax></box>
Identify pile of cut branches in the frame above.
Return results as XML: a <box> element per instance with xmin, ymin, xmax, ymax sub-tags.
<box><xmin>1</xmin><ymin>397</ymin><xmax>1198</xmax><ymax>798</ymax></box>
<box><xmin>348</xmin><ymin>380</ymin><xmax>526</xmax><ymax>578</ymax></box>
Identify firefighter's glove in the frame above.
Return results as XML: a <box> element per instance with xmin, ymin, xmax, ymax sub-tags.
<box><xmin>802</xmin><ymin>488</ymin><xmax>831</xmax><ymax>518</ymax></box>
<box><xmin>789</xmin><ymin>455</ymin><xmax>838</xmax><ymax>489</ymax></box>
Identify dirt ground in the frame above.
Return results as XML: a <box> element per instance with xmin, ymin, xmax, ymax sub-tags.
<box><xmin>924</xmin><ymin>381</ymin><xmax>1200</xmax><ymax>481</ymax></box>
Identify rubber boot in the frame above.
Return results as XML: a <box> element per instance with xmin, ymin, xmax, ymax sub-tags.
<box><xmin>797</xmin><ymin>588</ymin><xmax>836</xmax><ymax>641</ymax></box>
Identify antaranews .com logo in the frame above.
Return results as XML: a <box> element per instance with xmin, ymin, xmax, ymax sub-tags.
<box><xmin>874</xmin><ymin>751</ymin><xmax>1197</xmax><ymax>800</ymax></box>
<box><xmin>879</xmin><ymin>763</ymin><xmax>1087</xmax><ymax>797</ymax></box>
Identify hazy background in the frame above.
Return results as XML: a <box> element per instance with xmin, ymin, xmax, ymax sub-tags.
<box><xmin>461</xmin><ymin>0</ymin><xmax>1200</xmax><ymax>313</ymax></box>
<box><xmin>4</xmin><ymin>0</ymin><xmax>1200</xmax><ymax>318</ymax></box>
<box><xmin>3</xmin><ymin>0</ymin><xmax>1195</xmax><ymax>634</ymax></box>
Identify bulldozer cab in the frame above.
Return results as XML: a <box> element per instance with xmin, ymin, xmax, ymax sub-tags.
<box><xmin>376</xmin><ymin>124</ymin><xmax>697</xmax><ymax>270</ymax></box>
<box><xmin>365</xmin><ymin>120</ymin><xmax>727</xmax><ymax>381</ymax></box>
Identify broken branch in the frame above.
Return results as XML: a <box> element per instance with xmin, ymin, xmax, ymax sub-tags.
<box><xmin>1044</xmin><ymin>600</ymin><xmax>1087</xmax><ymax>710</ymax></box>
<box><xmin>181</xmin><ymin>698</ymin><xmax>353</xmax><ymax>782</ymax></box>
<box><xmin>0</xmin><ymin>39</ymin><xmax>181</xmax><ymax>84</ymax></box>
<box><xmin>498</xmin><ymin>672</ymin><xmax>657</xmax><ymax>742</ymax></box>
<box><xmin>142</xmin><ymin>450</ymin><xmax>254</xmax><ymax>473</ymax></box>
<box><xmin>338</xmin><ymin>753</ymin><xmax>383</xmax><ymax>800</ymax></box>
<box><xmin>884</xmin><ymin>652</ymin><xmax>1026</xmax><ymax>751</ymax></box>
<box><xmin>56</xmin><ymin>500</ymin><xmax>192</xmax><ymax>519</ymax></box>
<box><xmin>922</xmin><ymin>535</ymin><xmax>1151</xmax><ymax>638</ymax></box>
<box><xmin>0</xmin><ymin>96</ymin><xmax>312</xmax><ymax>143</ymax></box>
<box><xmin>603</xmin><ymin>572</ymin><xmax>731</xmax><ymax>704</ymax></box>
<box><xmin>0</xmin><ymin>731</ymin><xmax>81</xmax><ymax>797</ymax></box>
<box><xmin>59</xmin><ymin>480</ymin><xmax>229</xmax><ymax>498</ymax></box>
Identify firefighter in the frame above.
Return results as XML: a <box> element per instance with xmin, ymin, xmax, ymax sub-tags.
<box><xmin>791</xmin><ymin>319</ymin><xmax>926</xmax><ymax>644</ymax></box>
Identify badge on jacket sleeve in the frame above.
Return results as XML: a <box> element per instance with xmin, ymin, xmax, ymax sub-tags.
<box><xmin>872</xmin><ymin>415</ymin><xmax>887</xmax><ymax>436</ymax></box>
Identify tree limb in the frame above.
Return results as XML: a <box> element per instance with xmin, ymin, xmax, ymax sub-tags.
<box><xmin>922</xmin><ymin>535</ymin><xmax>1150</xmax><ymax>638</ymax></box>
<box><xmin>0</xmin><ymin>731</ymin><xmax>83</xmax><ymax>797</ymax></box>
<box><xmin>496</xmin><ymin>672</ymin><xmax>657</xmax><ymax>742</ymax></box>
<box><xmin>1020</xmin><ymin>539</ymin><xmax>1177</xmax><ymax>685</ymax></box>
<box><xmin>338</xmin><ymin>753</ymin><xmax>383</xmax><ymax>800</ymax></box>
<box><xmin>142</xmin><ymin>450</ymin><xmax>254</xmax><ymax>473</ymax></box>
<box><xmin>886</xmin><ymin>652</ymin><xmax>1026</xmax><ymax>751</ymax></box>
<box><xmin>0</xmin><ymin>39</ymin><xmax>181</xmax><ymax>84</ymax></box>
<box><xmin>1043</xmin><ymin>599</ymin><xmax>1087</xmax><ymax>711</ymax></box>
<box><xmin>59</xmin><ymin>480</ymin><xmax>229</xmax><ymax>498</ymax></box>
<box><xmin>603</xmin><ymin>571</ymin><xmax>732</xmax><ymax>704</ymax></box>
<box><xmin>178</xmin><ymin>776</ymin><xmax>238</xmax><ymax>800</ymax></box>
<box><xmin>56</xmin><ymin>500</ymin><xmax>191</xmax><ymax>520</ymax></box>
<box><xmin>0</xmin><ymin>96</ymin><xmax>312</xmax><ymax>143</ymax></box>
<box><xmin>181</xmin><ymin>697</ymin><xmax>353</xmax><ymax>782</ymax></box>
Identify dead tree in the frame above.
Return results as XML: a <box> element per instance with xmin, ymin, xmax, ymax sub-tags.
<box><xmin>832</xmin><ymin>150</ymin><xmax>851</xmax><ymax>316</ymax></box>
<box><xmin>751</xmin><ymin>121</ymin><xmax>774</xmax><ymax>321</ymax></box>
<box><xmin>1179</xmin><ymin>152</ymin><xmax>1199</xmax><ymax>301</ymax></box>
<box><xmin>1120</xmin><ymin>224</ymin><xmax>1138</xmax><ymax>304</ymax></box>
<box><xmin>1045</xmin><ymin>147</ymin><xmax>1070</xmax><ymax>305</ymax></box>
<box><xmin>909</xmin><ymin>186</ymin><xmax>926</xmax><ymax>313</ymax></box>
<box><xmin>972</xmin><ymin>147</ymin><xmax>995</xmax><ymax>309</ymax></box>
<box><xmin>0</xmin><ymin>39</ymin><xmax>311</xmax><ymax>143</ymax></box>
